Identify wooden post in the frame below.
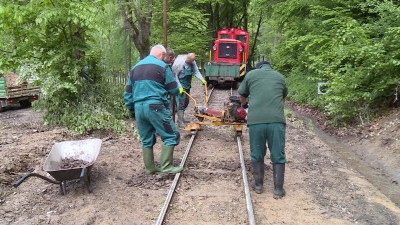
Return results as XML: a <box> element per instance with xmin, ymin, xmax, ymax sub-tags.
<box><xmin>163</xmin><ymin>0</ymin><xmax>176</xmax><ymax>122</ymax></box>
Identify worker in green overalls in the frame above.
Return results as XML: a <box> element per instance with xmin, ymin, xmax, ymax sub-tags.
<box><xmin>238</xmin><ymin>61</ymin><xmax>288</xmax><ymax>199</ymax></box>
<box><xmin>172</xmin><ymin>53</ymin><xmax>207</xmax><ymax>128</ymax></box>
<box><xmin>124</xmin><ymin>45</ymin><xmax>183</xmax><ymax>174</ymax></box>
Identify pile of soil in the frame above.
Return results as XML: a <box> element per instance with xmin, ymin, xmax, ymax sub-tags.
<box><xmin>60</xmin><ymin>157</ymin><xmax>90</xmax><ymax>169</ymax></box>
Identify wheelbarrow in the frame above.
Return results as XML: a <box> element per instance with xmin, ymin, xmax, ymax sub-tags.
<box><xmin>14</xmin><ymin>139</ymin><xmax>102</xmax><ymax>195</ymax></box>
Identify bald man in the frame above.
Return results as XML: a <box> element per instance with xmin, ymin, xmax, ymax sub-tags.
<box><xmin>124</xmin><ymin>44</ymin><xmax>183</xmax><ymax>174</ymax></box>
<box><xmin>173</xmin><ymin>53</ymin><xmax>207</xmax><ymax>128</ymax></box>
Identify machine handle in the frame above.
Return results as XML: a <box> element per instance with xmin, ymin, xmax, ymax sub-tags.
<box><xmin>204</xmin><ymin>84</ymin><xmax>209</xmax><ymax>106</ymax></box>
<box><xmin>183</xmin><ymin>90</ymin><xmax>198</xmax><ymax>111</ymax></box>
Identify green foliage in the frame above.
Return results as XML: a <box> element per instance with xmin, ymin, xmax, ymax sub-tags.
<box><xmin>0</xmin><ymin>0</ymin><xmax>127</xmax><ymax>134</ymax></box>
<box><xmin>151</xmin><ymin>0</ymin><xmax>252</xmax><ymax>60</ymax></box>
<box><xmin>264</xmin><ymin>0</ymin><xmax>400</xmax><ymax>124</ymax></box>
<box><xmin>285</xmin><ymin>69</ymin><xmax>319</xmax><ymax>105</ymax></box>
<box><xmin>35</xmin><ymin>80</ymin><xmax>127</xmax><ymax>135</ymax></box>
<box><xmin>151</xmin><ymin>0</ymin><xmax>210</xmax><ymax>59</ymax></box>
<box><xmin>284</xmin><ymin>108</ymin><xmax>292</xmax><ymax>118</ymax></box>
<box><xmin>96</xmin><ymin>3</ymin><xmax>139</xmax><ymax>73</ymax></box>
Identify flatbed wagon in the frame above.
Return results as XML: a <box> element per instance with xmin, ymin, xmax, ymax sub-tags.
<box><xmin>0</xmin><ymin>75</ymin><xmax>40</xmax><ymax>112</ymax></box>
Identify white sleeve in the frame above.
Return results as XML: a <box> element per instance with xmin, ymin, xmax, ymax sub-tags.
<box><xmin>192</xmin><ymin>61</ymin><xmax>204</xmax><ymax>80</ymax></box>
<box><xmin>175</xmin><ymin>75</ymin><xmax>182</xmax><ymax>88</ymax></box>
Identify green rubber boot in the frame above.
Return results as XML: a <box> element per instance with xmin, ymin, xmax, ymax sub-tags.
<box><xmin>177</xmin><ymin>110</ymin><xmax>185</xmax><ymax>128</ymax></box>
<box><xmin>142</xmin><ymin>148</ymin><xmax>160</xmax><ymax>174</ymax></box>
<box><xmin>160</xmin><ymin>145</ymin><xmax>183</xmax><ymax>174</ymax></box>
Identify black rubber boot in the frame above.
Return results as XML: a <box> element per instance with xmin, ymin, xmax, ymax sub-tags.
<box><xmin>273</xmin><ymin>163</ymin><xmax>286</xmax><ymax>199</ymax></box>
<box><xmin>252</xmin><ymin>161</ymin><xmax>264</xmax><ymax>194</ymax></box>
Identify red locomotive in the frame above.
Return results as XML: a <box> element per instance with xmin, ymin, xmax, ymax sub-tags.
<box><xmin>205</xmin><ymin>28</ymin><xmax>250</xmax><ymax>85</ymax></box>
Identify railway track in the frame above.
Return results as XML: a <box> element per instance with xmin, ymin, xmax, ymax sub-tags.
<box><xmin>156</xmin><ymin>84</ymin><xmax>255</xmax><ymax>225</ymax></box>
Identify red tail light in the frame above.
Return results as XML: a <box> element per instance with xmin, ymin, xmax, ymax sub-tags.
<box><xmin>33</xmin><ymin>95</ymin><xmax>38</xmax><ymax>100</ymax></box>
<box><xmin>9</xmin><ymin>99</ymin><xmax>14</xmax><ymax>103</ymax></box>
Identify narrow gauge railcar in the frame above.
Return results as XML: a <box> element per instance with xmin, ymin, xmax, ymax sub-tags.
<box><xmin>205</xmin><ymin>28</ymin><xmax>249</xmax><ymax>86</ymax></box>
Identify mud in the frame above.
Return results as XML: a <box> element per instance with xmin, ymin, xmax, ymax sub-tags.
<box><xmin>0</xmin><ymin>80</ymin><xmax>399</xmax><ymax>224</ymax></box>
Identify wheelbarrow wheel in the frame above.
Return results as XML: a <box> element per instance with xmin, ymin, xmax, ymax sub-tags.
<box><xmin>60</xmin><ymin>181</ymin><xmax>67</xmax><ymax>195</ymax></box>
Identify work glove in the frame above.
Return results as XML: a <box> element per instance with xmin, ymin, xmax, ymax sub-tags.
<box><xmin>201</xmin><ymin>79</ymin><xmax>207</xmax><ymax>85</ymax></box>
<box><xmin>179</xmin><ymin>86</ymin><xmax>184</xmax><ymax>94</ymax></box>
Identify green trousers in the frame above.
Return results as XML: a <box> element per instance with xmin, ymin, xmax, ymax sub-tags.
<box><xmin>248</xmin><ymin>123</ymin><xmax>286</xmax><ymax>163</ymax></box>
<box><xmin>176</xmin><ymin>89</ymin><xmax>190</xmax><ymax>111</ymax></box>
<box><xmin>135</xmin><ymin>101</ymin><xmax>180</xmax><ymax>148</ymax></box>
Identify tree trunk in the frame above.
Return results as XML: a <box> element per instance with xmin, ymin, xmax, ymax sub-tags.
<box><xmin>243</xmin><ymin>0</ymin><xmax>248</xmax><ymax>31</ymax></box>
<box><xmin>249</xmin><ymin>15</ymin><xmax>263</xmax><ymax>68</ymax></box>
<box><xmin>118</xmin><ymin>0</ymin><xmax>152</xmax><ymax>59</ymax></box>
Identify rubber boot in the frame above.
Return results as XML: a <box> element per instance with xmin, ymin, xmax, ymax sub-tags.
<box><xmin>273</xmin><ymin>163</ymin><xmax>286</xmax><ymax>199</ymax></box>
<box><xmin>252</xmin><ymin>161</ymin><xmax>264</xmax><ymax>194</ymax></box>
<box><xmin>177</xmin><ymin>110</ymin><xmax>185</xmax><ymax>128</ymax></box>
<box><xmin>160</xmin><ymin>145</ymin><xmax>183</xmax><ymax>174</ymax></box>
<box><xmin>142</xmin><ymin>148</ymin><xmax>160</xmax><ymax>174</ymax></box>
<box><xmin>182</xmin><ymin>110</ymin><xmax>190</xmax><ymax>123</ymax></box>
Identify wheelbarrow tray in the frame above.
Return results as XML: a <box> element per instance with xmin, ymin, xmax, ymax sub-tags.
<box><xmin>43</xmin><ymin>138</ymin><xmax>102</xmax><ymax>181</ymax></box>
<box><xmin>14</xmin><ymin>139</ymin><xmax>102</xmax><ymax>195</ymax></box>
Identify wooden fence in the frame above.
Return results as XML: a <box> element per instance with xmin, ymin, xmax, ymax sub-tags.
<box><xmin>106</xmin><ymin>72</ymin><xmax>128</xmax><ymax>85</ymax></box>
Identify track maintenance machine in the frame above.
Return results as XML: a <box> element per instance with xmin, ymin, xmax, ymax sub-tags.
<box><xmin>183</xmin><ymin>86</ymin><xmax>247</xmax><ymax>135</ymax></box>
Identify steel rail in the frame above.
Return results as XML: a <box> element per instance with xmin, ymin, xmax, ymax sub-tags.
<box><xmin>205</xmin><ymin>86</ymin><xmax>256</xmax><ymax>224</ymax></box>
<box><xmin>207</xmin><ymin>85</ymin><xmax>215</xmax><ymax>104</ymax></box>
<box><xmin>237</xmin><ymin>136</ymin><xmax>256</xmax><ymax>225</ymax></box>
<box><xmin>156</xmin><ymin>87</ymin><xmax>256</xmax><ymax>225</ymax></box>
<box><xmin>209</xmin><ymin>86</ymin><xmax>255</xmax><ymax>224</ymax></box>
<box><xmin>156</xmin><ymin>130</ymin><xmax>197</xmax><ymax>225</ymax></box>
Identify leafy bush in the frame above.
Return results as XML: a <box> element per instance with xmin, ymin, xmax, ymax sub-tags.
<box><xmin>1</xmin><ymin>0</ymin><xmax>128</xmax><ymax>134</ymax></box>
<box><xmin>35</xmin><ymin>79</ymin><xmax>127</xmax><ymax>135</ymax></box>
<box><xmin>285</xmin><ymin>69</ymin><xmax>319</xmax><ymax>105</ymax></box>
<box><xmin>269</xmin><ymin>0</ymin><xmax>400</xmax><ymax>124</ymax></box>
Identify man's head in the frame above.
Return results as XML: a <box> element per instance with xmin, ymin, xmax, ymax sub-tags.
<box><xmin>185</xmin><ymin>53</ymin><xmax>196</xmax><ymax>64</ymax></box>
<box><xmin>163</xmin><ymin>49</ymin><xmax>175</xmax><ymax>64</ymax></box>
<box><xmin>150</xmin><ymin>44</ymin><xmax>167</xmax><ymax>60</ymax></box>
<box><xmin>255</xmin><ymin>61</ymin><xmax>271</xmax><ymax>69</ymax></box>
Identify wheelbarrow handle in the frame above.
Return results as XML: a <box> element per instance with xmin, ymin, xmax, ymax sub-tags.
<box><xmin>14</xmin><ymin>173</ymin><xmax>60</xmax><ymax>187</ymax></box>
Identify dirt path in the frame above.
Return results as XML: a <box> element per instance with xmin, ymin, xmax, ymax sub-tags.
<box><xmin>1</xmin><ymin>81</ymin><xmax>399</xmax><ymax>225</ymax></box>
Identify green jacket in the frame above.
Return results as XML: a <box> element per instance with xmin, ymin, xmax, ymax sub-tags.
<box><xmin>124</xmin><ymin>55</ymin><xmax>180</xmax><ymax>110</ymax></box>
<box><xmin>176</xmin><ymin>60</ymin><xmax>203</xmax><ymax>90</ymax></box>
<box><xmin>238</xmin><ymin>64</ymin><xmax>288</xmax><ymax>125</ymax></box>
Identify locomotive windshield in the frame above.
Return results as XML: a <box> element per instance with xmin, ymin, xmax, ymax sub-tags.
<box><xmin>218</xmin><ymin>42</ymin><xmax>237</xmax><ymax>59</ymax></box>
<box><xmin>220</xmin><ymin>34</ymin><xmax>230</xmax><ymax>39</ymax></box>
<box><xmin>236</xmin><ymin>35</ymin><xmax>247</xmax><ymax>44</ymax></box>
